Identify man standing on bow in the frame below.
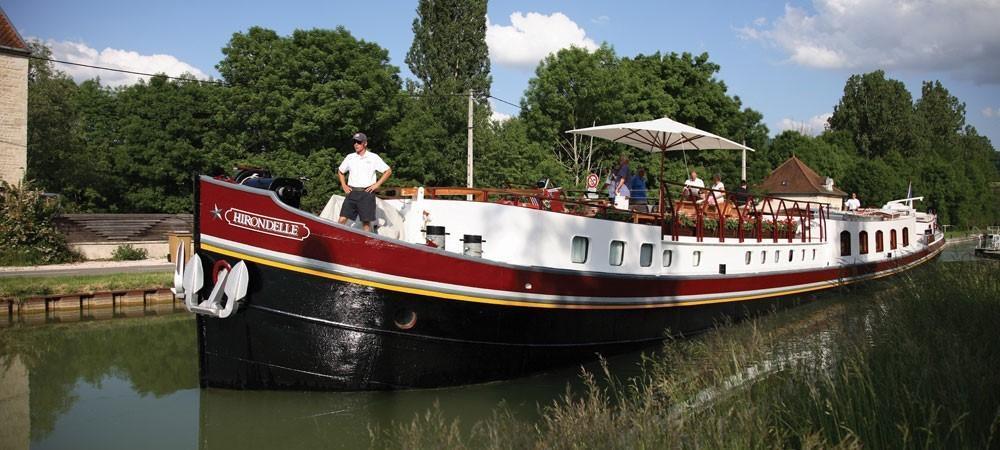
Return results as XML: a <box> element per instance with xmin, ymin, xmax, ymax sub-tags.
<box><xmin>338</xmin><ymin>132</ymin><xmax>392</xmax><ymax>232</ymax></box>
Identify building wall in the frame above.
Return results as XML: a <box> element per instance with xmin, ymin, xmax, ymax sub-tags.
<box><xmin>0</xmin><ymin>52</ymin><xmax>28</xmax><ymax>186</ymax></box>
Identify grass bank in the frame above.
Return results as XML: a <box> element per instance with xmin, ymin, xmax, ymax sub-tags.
<box><xmin>376</xmin><ymin>261</ymin><xmax>1000</xmax><ymax>449</ymax></box>
<box><xmin>0</xmin><ymin>272</ymin><xmax>172</xmax><ymax>299</ymax></box>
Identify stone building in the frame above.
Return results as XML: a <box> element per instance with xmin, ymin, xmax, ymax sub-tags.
<box><xmin>0</xmin><ymin>6</ymin><xmax>29</xmax><ymax>186</ymax></box>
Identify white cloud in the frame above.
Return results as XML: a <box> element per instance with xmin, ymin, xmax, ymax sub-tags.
<box><xmin>486</xmin><ymin>12</ymin><xmax>598</xmax><ymax>69</ymax></box>
<box><xmin>984</xmin><ymin>107</ymin><xmax>998</xmax><ymax>118</ymax></box>
<box><xmin>490</xmin><ymin>109</ymin><xmax>513</xmax><ymax>123</ymax></box>
<box><xmin>738</xmin><ymin>0</ymin><xmax>1000</xmax><ymax>83</ymax></box>
<box><xmin>41</xmin><ymin>39</ymin><xmax>208</xmax><ymax>87</ymax></box>
<box><xmin>776</xmin><ymin>113</ymin><xmax>832</xmax><ymax>136</ymax></box>
<box><xmin>591</xmin><ymin>15</ymin><xmax>610</xmax><ymax>25</ymax></box>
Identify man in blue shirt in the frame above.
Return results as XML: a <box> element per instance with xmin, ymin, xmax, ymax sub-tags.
<box><xmin>630</xmin><ymin>167</ymin><xmax>648</xmax><ymax>211</ymax></box>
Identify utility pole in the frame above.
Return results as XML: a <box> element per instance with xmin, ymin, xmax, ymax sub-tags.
<box><xmin>741</xmin><ymin>140</ymin><xmax>747</xmax><ymax>181</ymax></box>
<box><xmin>467</xmin><ymin>89</ymin><xmax>474</xmax><ymax>189</ymax></box>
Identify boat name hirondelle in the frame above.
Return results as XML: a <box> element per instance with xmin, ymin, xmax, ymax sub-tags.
<box><xmin>224</xmin><ymin>208</ymin><xmax>311</xmax><ymax>240</ymax></box>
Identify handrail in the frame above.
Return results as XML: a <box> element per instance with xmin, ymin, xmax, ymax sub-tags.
<box><xmin>380</xmin><ymin>182</ymin><xmax>830</xmax><ymax>244</ymax></box>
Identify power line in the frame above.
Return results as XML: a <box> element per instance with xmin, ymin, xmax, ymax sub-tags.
<box><xmin>30</xmin><ymin>55</ymin><xmax>226</xmax><ymax>85</ymax></box>
<box><xmin>488</xmin><ymin>94</ymin><xmax>522</xmax><ymax>110</ymax></box>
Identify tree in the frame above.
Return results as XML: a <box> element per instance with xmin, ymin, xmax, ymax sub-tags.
<box><xmin>217</xmin><ymin>27</ymin><xmax>404</xmax><ymax>156</ymax></box>
<box><xmin>391</xmin><ymin>0</ymin><xmax>492</xmax><ymax>187</ymax></box>
<box><xmin>405</xmin><ymin>0</ymin><xmax>490</xmax><ymax>96</ymax></box>
<box><xmin>915</xmin><ymin>80</ymin><xmax>966</xmax><ymax>148</ymax></box>
<box><xmin>26</xmin><ymin>41</ymin><xmax>85</xmax><ymax>196</ymax></box>
<box><xmin>828</xmin><ymin>70</ymin><xmax>919</xmax><ymax>158</ymax></box>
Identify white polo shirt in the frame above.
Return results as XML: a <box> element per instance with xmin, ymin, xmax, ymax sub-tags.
<box><xmin>338</xmin><ymin>150</ymin><xmax>390</xmax><ymax>187</ymax></box>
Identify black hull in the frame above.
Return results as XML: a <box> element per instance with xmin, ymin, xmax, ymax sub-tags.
<box><xmin>197</xmin><ymin>251</ymin><xmax>806</xmax><ymax>391</ymax></box>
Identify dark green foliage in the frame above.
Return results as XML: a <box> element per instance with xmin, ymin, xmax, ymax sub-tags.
<box><xmin>110</xmin><ymin>244</ymin><xmax>148</xmax><ymax>261</ymax></box>
<box><xmin>0</xmin><ymin>181</ymin><xmax>79</xmax><ymax>266</ymax></box>
<box><xmin>406</xmin><ymin>0</ymin><xmax>490</xmax><ymax>96</ymax></box>
<box><xmin>829</xmin><ymin>70</ymin><xmax>920</xmax><ymax>158</ymax></box>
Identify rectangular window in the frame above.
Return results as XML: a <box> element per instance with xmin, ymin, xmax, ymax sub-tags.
<box><xmin>789</xmin><ymin>250</ymin><xmax>794</xmax><ymax>262</ymax></box>
<box><xmin>571</xmin><ymin>236</ymin><xmax>589</xmax><ymax>263</ymax></box>
<box><xmin>663</xmin><ymin>250</ymin><xmax>673</xmax><ymax>267</ymax></box>
<box><xmin>812</xmin><ymin>249</ymin><xmax>817</xmax><ymax>260</ymax></box>
<box><xmin>640</xmin><ymin>243</ymin><xmax>654</xmax><ymax>267</ymax></box>
<box><xmin>761</xmin><ymin>250</ymin><xmax>766</xmax><ymax>264</ymax></box>
<box><xmin>693</xmin><ymin>251</ymin><xmax>702</xmax><ymax>267</ymax></box>
<box><xmin>745</xmin><ymin>251</ymin><xmax>752</xmax><ymax>265</ymax></box>
<box><xmin>610</xmin><ymin>241</ymin><xmax>625</xmax><ymax>266</ymax></box>
<box><xmin>801</xmin><ymin>249</ymin><xmax>806</xmax><ymax>261</ymax></box>
<box><xmin>774</xmin><ymin>250</ymin><xmax>780</xmax><ymax>263</ymax></box>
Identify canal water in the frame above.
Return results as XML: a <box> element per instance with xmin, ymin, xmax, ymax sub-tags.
<box><xmin>0</xmin><ymin>242</ymin><xmax>980</xmax><ymax>449</ymax></box>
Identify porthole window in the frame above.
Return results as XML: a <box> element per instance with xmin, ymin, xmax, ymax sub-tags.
<box><xmin>692</xmin><ymin>251</ymin><xmax>702</xmax><ymax>267</ymax></box>
<box><xmin>610</xmin><ymin>241</ymin><xmax>625</xmax><ymax>266</ymax></box>
<box><xmin>640</xmin><ymin>243</ymin><xmax>653</xmax><ymax>267</ymax></box>
<box><xmin>745</xmin><ymin>251</ymin><xmax>752</xmax><ymax>265</ymax></box>
<box><xmin>663</xmin><ymin>250</ymin><xmax>673</xmax><ymax>267</ymax></box>
<box><xmin>571</xmin><ymin>236</ymin><xmax>589</xmax><ymax>263</ymax></box>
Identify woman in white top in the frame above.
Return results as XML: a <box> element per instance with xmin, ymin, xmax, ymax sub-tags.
<box><xmin>709</xmin><ymin>174</ymin><xmax>725</xmax><ymax>207</ymax></box>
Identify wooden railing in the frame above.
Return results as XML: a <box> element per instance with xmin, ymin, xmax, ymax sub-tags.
<box><xmin>381</xmin><ymin>183</ymin><xmax>830</xmax><ymax>244</ymax></box>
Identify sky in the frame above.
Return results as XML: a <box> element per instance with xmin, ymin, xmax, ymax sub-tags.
<box><xmin>7</xmin><ymin>0</ymin><xmax>1000</xmax><ymax>147</ymax></box>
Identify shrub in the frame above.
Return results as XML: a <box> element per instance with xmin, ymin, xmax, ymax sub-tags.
<box><xmin>111</xmin><ymin>244</ymin><xmax>148</xmax><ymax>261</ymax></box>
<box><xmin>0</xmin><ymin>181</ymin><xmax>79</xmax><ymax>266</ymax></box>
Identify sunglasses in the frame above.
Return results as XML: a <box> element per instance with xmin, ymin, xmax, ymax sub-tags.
<box><xmin>353</xmin><ymin>140</ymin><xmax>365</xmax><ymax>144</ymax></box>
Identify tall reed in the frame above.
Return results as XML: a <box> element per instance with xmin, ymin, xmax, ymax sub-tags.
<box><xmin>375</xmin><ymin>262</ymin><xmax>1000</xmax><ymax>449</ymax></box>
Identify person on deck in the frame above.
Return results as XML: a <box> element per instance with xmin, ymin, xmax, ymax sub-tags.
<box><xmin>630</xmin><ymin>168</ymin><xmax>648</xmax><ymax>212</ymax></box>
<box><xmin>845</xmin><ymin>192</ymin><xmax>861</xmax><ymax>211</ymax></box>
<box><xmin>338</xmin><ymin>132</ymin><xmax>392</xmax><ymax>232</ymax></box>
<box><xmin>682</xmin><ymin>170</ymin><xmax>705</xmax><ymax>202</ymax></box>
<box><xmin>709</xmin><ymin>174</ymin><xmax>726</xmax><ymax>207</ymax></box>
<box><xmin>734</xmin><ymin>179</ymin><xmax>751</xmax><ymax>207</ymax></box>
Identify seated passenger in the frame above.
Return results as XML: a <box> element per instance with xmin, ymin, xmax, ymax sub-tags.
<box><xmin>709</xmin><ymin>174</ymin><xmax>725</xmax><ymax>207</ymax></box>
<box><xmin>681</xmin><ymin>171</ymin><xmax>705</xmax><ymax>202</ymax></box>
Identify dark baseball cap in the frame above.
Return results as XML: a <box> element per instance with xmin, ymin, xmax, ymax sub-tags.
<box><xmin>352</xmin><ymin>132</ymin><xmax>368</xmax><ymax>142</ymax></box>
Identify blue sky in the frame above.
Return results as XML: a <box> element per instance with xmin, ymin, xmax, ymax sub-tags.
<box><xmin>7</xmin><ymin>0</ymin><xmax>1000</xmax><ymax>146</ymax></box>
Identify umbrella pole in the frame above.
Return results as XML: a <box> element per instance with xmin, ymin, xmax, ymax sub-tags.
<box><xmin>658</xmin><ymin>150</ymin><xmax>665</xmax><ymax>215</ymax></box>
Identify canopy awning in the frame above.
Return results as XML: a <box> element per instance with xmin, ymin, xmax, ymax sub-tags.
<box><xmin>567</xmin><ymin>117</ymin><xmax>754</xmax><ymax>153</ymax></box>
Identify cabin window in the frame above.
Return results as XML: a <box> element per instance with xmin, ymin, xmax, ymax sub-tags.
<box><xmin>903</xmin><ymin>227</ymin><xmax>910</xmax><ymax>246</ymax></box>
<box><xmin>812</xmin><ymin>249</ymin><xmax>817</xmax><ymax>260</ymax></box>
<box><xmin>840</xmin><ymin>230</ymin><xmax>851</xmax><ymax>256</ymax></box>
<box><xmin>663</xmin><ymin>250</ymin><xmax>673</xmax><ymax>267</ymax></box>
<box><xmin>761</xmin><ymin>250</ymin><xmax>766</xmax><ymax>264</ymax></box>
<box><xmin>876</xmin><ymin>230</ymin><xmax>884</xmax><ymax>252</ymax></box>
<box><xmin>774</xmin><ymin>250</ymin><xmax>780</xmax><ymax>263</ymax></box>
<box><xmin>693</xmin><ymin>251</ymin><xmax>702</xmax><ymax>267</ymax></box>
<box><xmin>789</xmin><ymin>250</ymin><xmax>794</xmax><ymax>262</ymax></box>
<box><xmin>610</xmin><ymin>241</ymin><xmax>625</xmax><ymax>266</ymax></box>
<box><xmin>859</xmin><ymin>231</ymin><xmax>869</xmax><ymax>254</ymax></box>
<box><xmin>745</xmin><ymin>251</ymin><xmax>752</xmax><ymax>265</ymax></box>
<box><xmin>640</xmin><ymin>244</ymin><xmax>654</xmax><ymax>267</ymax></box>
<box><xmin>890</xmin><ymin>229</ymin><xmax>898</xmax><ymax>250</ymax></box>
<box><xmin>801</xmin><ymin>249</ymin><xmax>806</xmax><ymax>261</ymax></box>
<box><xmin>571</xmin><ymin>236</ymin><xmax>589</xmax><ymax>263</ymax></box>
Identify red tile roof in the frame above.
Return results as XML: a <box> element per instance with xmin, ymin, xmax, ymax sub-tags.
<box><xmin>0</xmin><ymin>6</ymin><xmax>29</xmax><ymax>56</ymax></box>
<box><xmin>758</xmin><ymin>156</ymin><xmax>847</xmax><ymax>197</ymax></box>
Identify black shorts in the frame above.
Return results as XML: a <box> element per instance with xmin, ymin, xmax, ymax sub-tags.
<box><xmin>340</xmin><ymin>189</ymin><xmax>377</xmax><ymax>222</ymax></box>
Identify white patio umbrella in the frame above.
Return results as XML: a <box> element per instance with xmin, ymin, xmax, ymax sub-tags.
<box><xmin>567</xmin><ymin>117</ymin><xmax>754</xmax><ymax>213</ymax></box>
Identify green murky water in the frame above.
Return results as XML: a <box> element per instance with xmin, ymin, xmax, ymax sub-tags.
<box><xmin>0</xmin><ymin>242</ymin><xmax>978</xmax><ymax>449</ymax></box>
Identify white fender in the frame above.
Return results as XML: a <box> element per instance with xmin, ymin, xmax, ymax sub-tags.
<box><xmin>219</xmin><ymin>261</ymin><xmax>249</xmax><ymax>319</ymax></box>
<box><xmin>171</xmin><ymin>242</ymin><xmax>186</xmax><ymax>298</ymax></box>
<box><xmin>183</xmin><ymin>255</ymin><xmax>205</xmax><ymax>311</ymax></box>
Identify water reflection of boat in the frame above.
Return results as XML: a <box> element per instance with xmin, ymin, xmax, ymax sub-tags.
<box><xmin>974</xmin><ymin>227</ymin><xmax>1000</xmax><ymax>260</ymax></box>
<box><xmin>177</xmin><ymin>118</ymin><xmax>945</xmax><ymax>391</ymax></box>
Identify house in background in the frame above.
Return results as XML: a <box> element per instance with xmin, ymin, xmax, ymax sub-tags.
<box><xmin>758</xmin><ymin>156</ymin><xmax>848</xmax><ymax>210</ymax></box>
<box><xmin>0</xmin><ymin>6</ymin><xmax>28</xmax><ymax>186</ymax></box>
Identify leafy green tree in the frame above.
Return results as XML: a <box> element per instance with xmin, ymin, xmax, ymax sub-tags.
<box><xmin>475</xmin><ymin>117</ymin><xmax>565</xmax><ymax>188</ymax></box>
<box><xmin>915</xmin><ymin>80</ymin><xmax>966</xmax><ymax>148</ymax></box>
<box><xmin>217</xmin><ymin>27</ymin><xmax>404</xmax><ymax>156</ymax></box>
<box><xmin>405</xmin><ymin>0</ymin><xmax>490</xmax><ymax>96</ymax></box>
<box><xmin>829</xmin><ymin>70</ymin><xmax>920</xmax><ymax>158</ymax></box>
<box><xmin>391</xmin><ymin>0</ymin><xmax>491</xmax><ymax>187</ymax></box>
<box><xmin>26</xmin><ymin>41</ymin><xmax>85</xmax><ymax>196</ymax></box>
